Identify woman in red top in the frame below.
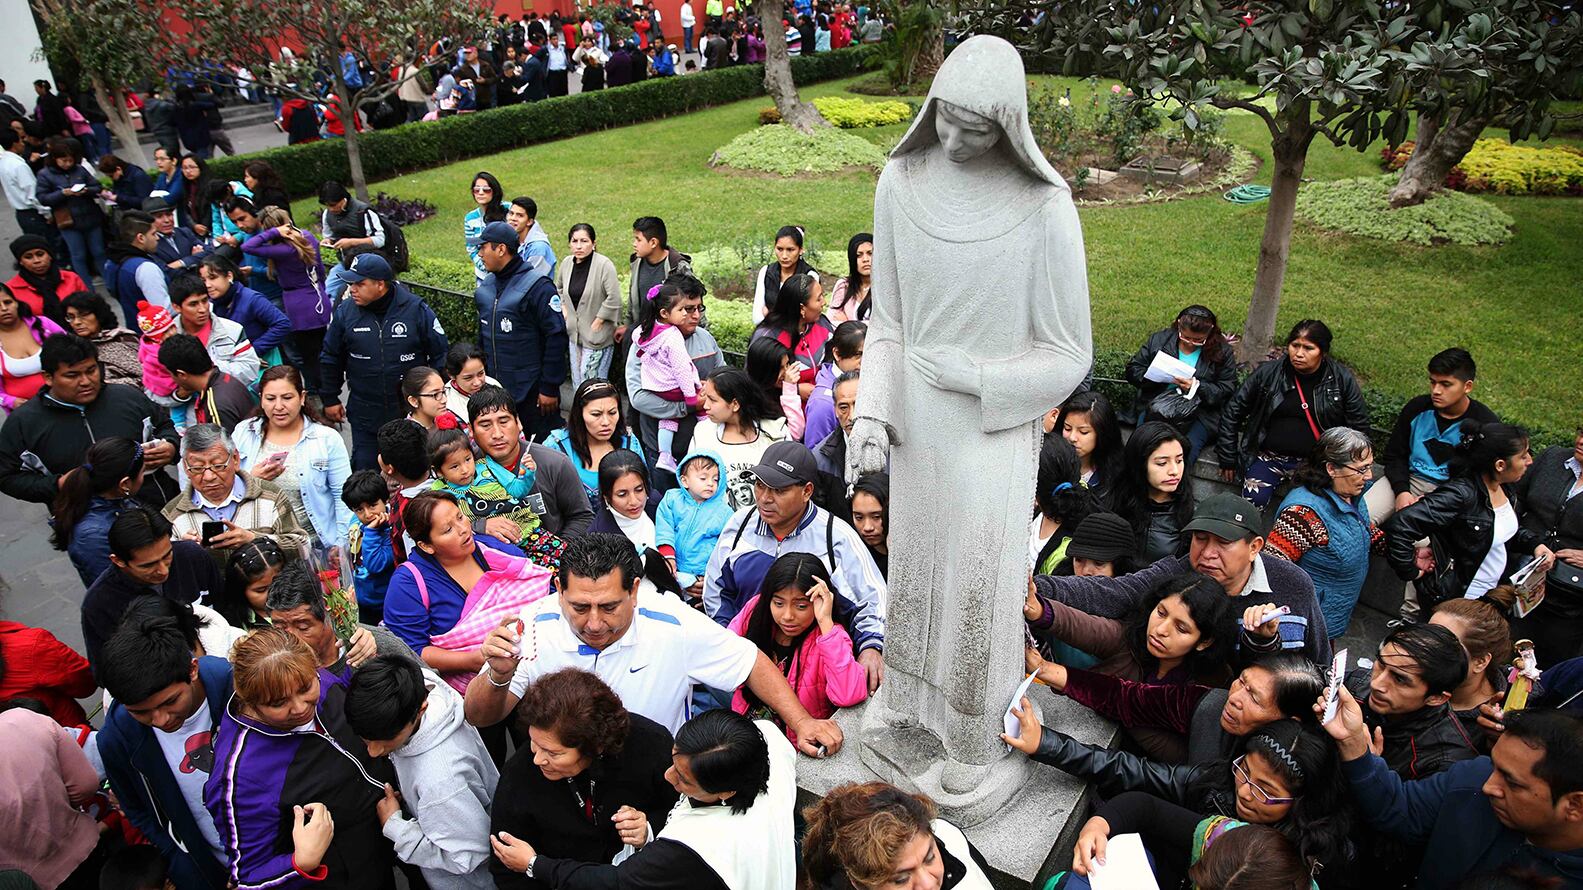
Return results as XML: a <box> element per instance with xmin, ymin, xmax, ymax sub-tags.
<box><xmin>0</xmin><ymin>617</ymin><xmax>96</xmax><ymax>726</ymax></box>
<box><xmin>0</xmin><ymin>282</ymin><xmax>66</xmax><ymax>415</ymax></box>
<box><xmin>7</xmin><ymin>234</ymin><xmax>85</xmax><ymax>327</ymax></box>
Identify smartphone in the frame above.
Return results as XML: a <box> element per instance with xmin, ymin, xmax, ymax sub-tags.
<box><xmin>268</xmin><ymin>451</ymin><xmax>289</xmax><ymax>465</ymax></box>
<box><xmin>200</xmin><ymin>521</ymin><xmax>225</xmax><ymax>547</ymax></box>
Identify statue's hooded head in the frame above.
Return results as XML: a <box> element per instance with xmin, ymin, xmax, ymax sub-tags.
<box><xmin>892</xmin><ymin>35</ymin><xmax>1068</xmax><ymax>191</ymax></box>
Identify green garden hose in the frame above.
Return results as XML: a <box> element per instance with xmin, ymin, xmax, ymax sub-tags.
<box><xmin>1224</xmin><ymin>185</ymin><xmax>1273</xmax><ymax>204</ymax></box>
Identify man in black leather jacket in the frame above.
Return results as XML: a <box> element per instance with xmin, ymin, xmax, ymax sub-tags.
<box><xmin>1344</xmin><ymin>623</ymin><xmax>1480</xmax><ymax>781</ymax></box>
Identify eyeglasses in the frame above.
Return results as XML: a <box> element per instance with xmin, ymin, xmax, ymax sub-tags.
<box><xmin>1334</xmin><ymin>462</ymin><xmax>1373</xmax><ymax>478</ymax></box>
<box><xmin>676</xmin><ymin>304</ymin><xmax>704</xmax><ymax>316</ymax></box>
<box><xmin>1233</xmin><ymin>756</ymin><xmax>1294</xmax><ymax>805</ymax></box>
<box><xmin>183</xmin><ymin>456</ymin><xmax>234</xmax><ymax>477</ymax></box>
<box><xmin>1176</xmin><ymin>331</ymin><xmax>1209</xmax><ymax>347</ymax></box>
<box><xmin>418</xmin><ymin>389</ymin><xmax>445</xmax><ymax>401</ymax></box>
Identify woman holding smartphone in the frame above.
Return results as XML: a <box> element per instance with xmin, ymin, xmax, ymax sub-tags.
<box><xmin>233</xmin><ymin>365</ymin><xmax>354</xmax><ymax>557</ymax></box>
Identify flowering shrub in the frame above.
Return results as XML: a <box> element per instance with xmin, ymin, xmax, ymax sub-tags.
<box><xmin>758</xmin><ymin>96</ymin><xmax>914</xmax><ymax>128</ymax></box>
<box><xmin>370</xmin><ymin>193</ymin><xmax>437</xmax><ymax>226</ymax></box>
<box><xmin>1380</xmin><ymin>140</ymin><xmax>1582</xmax><ymax>195</ymax></box>
<box><xmin>710</xmin><ymin>124</ymin><xmax>887</xmax><ymax>175</ymax></box>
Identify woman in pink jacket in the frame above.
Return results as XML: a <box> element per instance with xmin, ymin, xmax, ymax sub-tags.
<box><xmin>728</xmin><ymin>552</ymin><xmax>868</xmax><ymax>741</ymax></box>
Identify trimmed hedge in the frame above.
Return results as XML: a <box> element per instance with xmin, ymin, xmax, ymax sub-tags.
<box><xmin>210</xmin><ymin>47</ymin><xmax>878</xmax><ymax>197</ymax></box>
<box><xmin>402</xmin><ymin>257</ymin><xmax>1568</xmax><ymax>451</ymax></box>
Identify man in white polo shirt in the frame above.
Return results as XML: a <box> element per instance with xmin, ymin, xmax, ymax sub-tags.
<box><xmin>463</xmin><ymin>532</ymin><xmax>845</xmax><ymax>756</ymax></box>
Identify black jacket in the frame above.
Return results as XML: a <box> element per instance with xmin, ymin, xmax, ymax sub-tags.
<box><xmin>1381</xmin><ymin>394</ymin><xmax>1500</xmax><ymax>493</ymax></box>
<box><xmin>1031</xmin><ymin>724</ymin><xmax>1236</xmax><ymax>816</ymax></box>
<box><xmin>1515</xmin><ymin>446</ymin><xmax>1583</xmax><ymax>598</ymax></box>
<box><xmin>490</xmin><ymin>713</ymin><xmax>678</xmax><ymax>890</ymax></box>
<box><xmin>1345</xmin><ymin>669</ymin><xmax>1479</xmax><ymax>781</ymax></box>
<box><xmin>0</xmin><ymin>383</ymin><xmax>178</xmax><ymax>504</ymax></box>
<box><xmin>318</xmin><ymin>282</ymin><xmax>449</xmax><ymax>422</ymax></box>
<box><xmin>1383</xmin><ymin>476</ymin><xmax>1526</xmax><ymax>607</ymax></box>
<box><xmin>1216</xmin><ymin>357</ymin><xmax>1369</xmax><ymax>472</ymax></box>
<box><xmin>80</xmin><ymin>540</ymin><xmax>223</xmax><ymax>669</ymax></box>
<box><xmin>1124</xmin><ymin>327</ymin><xmax>1239</xmax><ymax>434</ymax></box>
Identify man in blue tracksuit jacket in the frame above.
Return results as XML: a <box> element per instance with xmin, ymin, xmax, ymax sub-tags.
<box><xmin>319</xmin><ymin>253</ymin><xmax>449</xmax><ymax>469</ymax></box>
<box><xmin>1329</xmin><ymin>688</ymin><xmax>1583</xmax><ymax>889</ymax></box>
<box><xmin>98</xmin><ymin>649</ymin><xmax>235</xmax><ymax>890</ymax></box>
<box><xmin>473</xmin><ymin>221</ymin><xmax>568</xmax><ymax>440</ymax></box>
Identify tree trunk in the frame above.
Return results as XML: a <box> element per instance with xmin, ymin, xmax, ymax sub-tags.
<box><xmin>907</xmin><ymin>5</ymin><xmax>944</xmax><ymax>81</ymax></box>
<box><xmin>90</xmin><ymin>78</ymin><xmax>146</xmax><ymax>167</ymax></box>
<box><xmin>1388</xmin><ymin>108</ymin><xmax>1489</xmax><ymax>208</ymax></box>
<box><xmin>333</xmin><ymin>77</ymin><xmax>371</xmax><ymax>201</ymax></box>
<box><xmin>1237</xmin><ymin>110</ymin><xmax>1312</xmax><ymax>365</ymax></box>
<box><xmin>759</xmin><ymin>0</ymin><xmax>828</xmax><ymax>132</ymax></box>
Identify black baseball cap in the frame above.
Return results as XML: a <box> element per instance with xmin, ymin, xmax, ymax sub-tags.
<box><xmin>743</xmin><ymin>441</ymin><xmax>817</xmax><ymax>488</ymax></box>
<box><xmin>1181</xmin><ymin>492</ymin><xmax>1263</xmax><ymax>541</ymax></box>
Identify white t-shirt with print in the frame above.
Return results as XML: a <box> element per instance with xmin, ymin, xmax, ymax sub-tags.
<box><xmin>154</xmin><ymin>703</ymin><xmax>225</xmax><ymax>859</ymax></box>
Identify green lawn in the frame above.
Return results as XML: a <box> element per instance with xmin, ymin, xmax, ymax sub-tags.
<box><xmin>297</xmin><ymin>75</ymin><xmax>1583</xmax><ymax>440</ymax></box>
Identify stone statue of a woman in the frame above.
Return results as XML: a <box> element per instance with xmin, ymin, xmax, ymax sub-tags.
<box><xmin>848</xmin><ymin>34</ymin><xmax>1093</xmax><ymax>822</ymax></box>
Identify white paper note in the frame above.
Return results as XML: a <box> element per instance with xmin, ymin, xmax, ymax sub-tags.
<box><xmin>1144</xmin><ymin>350</ymin><xmax>1197</xmax><ymax>384</ymax></box>
<box><xmin>1089</xmin><ymin>833</ymin><xmax>1161</xmax><ymax>890</ymax></box>
<box><xmin>1322</xmin><ymin>648</ymin><xmax>1348</xmax><ymax>725</ymax></box>
<box><xmin>1002</xmin><ymin>672</ymin><xmax>1039</xmax><ymax>752</ymax></box>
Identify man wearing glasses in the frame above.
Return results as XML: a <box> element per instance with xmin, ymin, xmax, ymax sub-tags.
<box><xmin>160</xmin><ymin>423</ymin><xmax>310</xmax><ymax>569</ymax></box>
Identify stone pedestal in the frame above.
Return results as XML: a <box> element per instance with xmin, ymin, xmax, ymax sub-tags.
<box><xmin>797</xmin><ymin>685</ymin><xmax>1117</xmax><ymax>889</ymax></box>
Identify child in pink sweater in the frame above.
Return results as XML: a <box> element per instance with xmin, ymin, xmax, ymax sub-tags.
<box><xmin>136</xmin><ymin>300</ymin><xmax>177</xmax><ymax>401</ymax></box>
<box><xmin>635</xmin><ymin>281</ymin><xmax>704</xmax><ymax>472</ymax></box>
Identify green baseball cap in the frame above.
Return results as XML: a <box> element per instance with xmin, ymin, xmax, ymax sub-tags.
<box><xmin>1181</xmin><ymin>492</ymin><xmax>1263</xmax><ymax>541</ymax></box>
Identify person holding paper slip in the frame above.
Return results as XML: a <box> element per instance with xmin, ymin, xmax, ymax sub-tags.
<box><xmin>1508</xmin><ymin>426</ymin><xmax>1583</xmax><ymax>662</ymax></box>
<box><xmin>1068</xmin><ymin>792</ymin><xmax>1316</xmax><ymax>889</ymax></box>
<box><xmin>1125</xmin><ymin>305</ymin><xmax>1239</xmax><ymax>466</ymax></box>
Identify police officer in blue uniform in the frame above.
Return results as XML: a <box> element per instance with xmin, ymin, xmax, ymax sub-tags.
<box><xmin>473</xmin><ymin>221</ymin><xmax>569</xmax><ymax>441</ymax></box>
<box><xmin>318</xmin><ymin>253</ymin><xmax>449</xmax><ymax>469</ymax></box>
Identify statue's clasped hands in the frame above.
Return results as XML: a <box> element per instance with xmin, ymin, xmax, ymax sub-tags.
<box><xmin>909</xmin><ymin>347</ymin><xmax>981</xmax><ymax>397</ymax></box>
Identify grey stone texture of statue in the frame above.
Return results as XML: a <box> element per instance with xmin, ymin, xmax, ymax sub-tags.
<box><xmin>847</xmin><ymin>33</ymin><xmax>1094</xmax><ymax>824</ymax></box>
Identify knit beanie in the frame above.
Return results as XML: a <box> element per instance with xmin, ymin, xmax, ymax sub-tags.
<box><xmin>137</xmin><ymin>300</ymin><xmax>174</xmax><ymax>338</ymax></box>
<box><xmin>9</xmin><ymin>234</ymin><xmax>51</xmax><ymax>261</ymax></box>
<box><xmin>1065</xmin><ymin>512</ymin><xmax>1136</xmax><ymax>563</ymax></box>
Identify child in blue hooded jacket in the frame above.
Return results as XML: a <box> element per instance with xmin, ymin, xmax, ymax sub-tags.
<box><xmin>656</xmin><ymin>451</ymin><xmax>734</xmax><ymax>590</ymax></box>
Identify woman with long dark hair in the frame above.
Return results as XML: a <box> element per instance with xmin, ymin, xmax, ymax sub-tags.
<box><xmin>827</xmin><ymin>232</ymin><xmax>873</xmax><ymax>323</ymax></box>
<box><xmin>50</xmin><ymin>436</ymin><xmax>147</xmax><ymax>586</ymax></box>
<box><xmin>1125</xmin><ymin>304</ymin><xmax>1239</xmax><ymax>466</ymax></box>
<box><xmin>751</xmin><ymin>225</ymin><xmax>815</xmax><ymax>324</ymax></box>
<box><xmin>0</xmin><ymin>281</ymin><xmax>64</xmax><ymax>416</ymax></box>
<box><xmin>7</xmin><ymin>234</ymin><xmax>82</xmax><ymax>326</ymax></box>
<box><xmin>464</xmin><ymin>171</ymin><xmax>508</xmax><ymax>281</ymax></box>
<box><xmin>802</xmin><ymin>319</ymin><xmax>864</xmax><ymax>447</ymax></box>
<box><xmin>1007</xmin><ymin>709</ymin><xmax>1353</xmax><ymax>881</ymax></box>
<box><xmin>743</xmin><ymin>336</ymin><xmax>804</xmax><ymax>439</ymax></box>
<box><xmin>588</xmin><ymin>448</ymin><xmax>659</xmax><ymax>553</ymax></box>
<box><xmin>556</xmin><ymin>223</ymin><xmax>625</xmax><ymax>387</ymax></box>
<box><xmin>545</xmin><ymin>377</ymin><xmax>642</xmax><ymax>507</ymax></box>
<box><xmin>1385</xmin><ymin>421</ymin><xmax>1546</xmax><ymax>607</ymax></box>
<box><xmin>730</xmin><ymin>552</ymin><xmax>868</xmax><ymax>741</ymax></box>
<box><xmin>178</xmin><ymin>154</ymin><xmax>212</xmax><ymax>236</ymax></box>
<box><xmin>692</xmin><ymin>366</ymin><xmax>791</xmax><ymax>510</ymax></box>
<box><xmin>1056</xmin><ymin>390</ymin><xmax>1125</xmax><ymax>496</ymax></box>
<box><xmin>849</xmin><ymin>472</ymin><xmax>890</xmax><ymax>579</ymax></box>
<box><xmin>242</xmin><ymin>161</ymin><xmax>291</xmax><ymax>214</ymax></box>
<box><xmin>35</xmin><ymin>140</ymin><xmax>108</xmax><ymax>285</ymax></box>
<box><xmin>216</xmin><ymin>539</ymin><xmax>287</xmax><ymax>630</ymax></box>
<box><xmin>1217</xmin><ymin>319</ymin><xmax>1370</xmax><ymax>509</ymax></box>
<box><xmin>752</xmin><ymin>272</ymin><xmax>833</xmax><ymax>371</ymax></box>
<box><xmin>1509</xmin><ymin>423</ymin><xmax>1583</xmax><ymax>661</ymax></box>
<box><xmin>1030</xmin><ymin>434</ymin><xmax>1095</xmax><ymax>575</ymax></box>
<box><xmin>401</xmin><ymin>365</ymin><xmax>458</xmax><ymax>431</ymax></box>
<box><xmin>1108</xmin><ymin>421</ymin><xmax>1195</xmax><ymax>564</ymax></box>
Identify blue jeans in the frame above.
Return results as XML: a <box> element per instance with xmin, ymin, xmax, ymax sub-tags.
<box><xmin>1184</xmin><ymin>417</ymin><xmax>1212</xmax><ymax>467</ymax></box>
<box><xmin>325</xmin><ymin>263</ymin><xmax>355</xmax><ymax>304</ymax></box>
<box><xmin>684</xmin><ymin>25</ymin><xmax>694</xmax><ymax>50</ymax></box>
<box><xmin>60</xmin><ymin>220</ymin><xmax>109</xmax><ymax>286</ymax></box>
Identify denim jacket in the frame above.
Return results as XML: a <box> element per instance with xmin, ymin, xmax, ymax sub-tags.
<box><xmin>232</xmin><ymin>417</ymin><xmax>354</xmax><ymax>548</ymax></box>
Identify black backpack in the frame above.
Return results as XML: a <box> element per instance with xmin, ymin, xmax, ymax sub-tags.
<box><xmin>367</xmin><ymin>208</ymin><xmax>410</xmax><ymax>274</ymax></box>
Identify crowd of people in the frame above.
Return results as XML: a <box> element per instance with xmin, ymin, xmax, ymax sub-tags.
<box><xmin>0</xmin><ymin>66</ymin><xmax>1580</xmax><ymax>890</ymax></box>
